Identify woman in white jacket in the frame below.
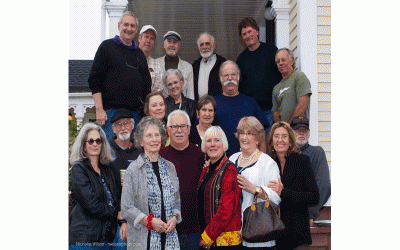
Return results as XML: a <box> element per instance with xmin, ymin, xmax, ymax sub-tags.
<box><xmin>229</xmin><ymin>116</ymin><xmax>281</xmax><ymax>249</ymax></box>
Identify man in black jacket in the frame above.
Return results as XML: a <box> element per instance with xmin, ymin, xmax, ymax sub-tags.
<box><xmin>192</xmin><ymin>32</ymin><xmax>226</xmax><ymax>103</ymax></box>
<box><xmin>108</xmin><ymin>108</ymin><xmax>141</xmax><ymax>248</ymax></box>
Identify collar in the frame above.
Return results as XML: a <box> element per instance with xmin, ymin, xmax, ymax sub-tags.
<box><xmin>113</xmin><ymin>35</ymin><xmax>138</xmax><ymax>49</ymax></box>
<box><xmin>202</xmin><ymin>54</ymin><xmax>216</xmax><ymax>63</ymax></box>
<box><xmin>165</xmin><ymin>55</ymin><xmax>179</xmax><ymax>62</ymax></box>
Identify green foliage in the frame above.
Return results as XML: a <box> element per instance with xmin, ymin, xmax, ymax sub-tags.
<box><xmin>68</xmin><ymin>117</ymin><xmax>81</xmax><ymax>212</ymax></box>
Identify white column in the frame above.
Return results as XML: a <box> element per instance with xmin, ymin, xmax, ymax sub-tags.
<box><xmin>105</xmin><ymin>0</ymin><xmax>128</xmax><ymax>39</ymax></box>
<box><xmin>69</xmin><ymin>93</ymin><xmax>95</xmax><ymax>126</ymax></box>
<box><xmin>272</xmin><ymin>0</ymin><xmax>290</xmax><ymax>49</ymax></box>
<box><xmin>297</xmin><ymin>0</ymin><xmax>318</xmax><ymax>145</ymax></box>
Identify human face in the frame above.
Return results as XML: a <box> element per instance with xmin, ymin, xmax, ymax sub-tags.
<box><xmin>241</xmin><ymin>26</ymin><xmax>260</xmax><ymax>50</ymax></box>
<box><xmin>205</xmin><ymin>132</ymin><xmax>225</xmax><ymax>164</ymax></box>
<box><xmin>118</xmin><ymin>15</ymin><xmax>138</xmax><ymax>46</ymax></box>
<box><xmin>168</xmin><ymin>113</ymin><xmax>190</xmax><ymax>148</ymax></box>
<box><xmin>140</xmin><ymin>124</ymin><xmax>162</xmax><ymax>155</ymax></box>
<box><xmin>294</xmin><ymin>127</ymin><xmax>310</xmax><ymax>147</ymax></box>
<box><xmin>148</xmin><ymin>95</ymin><xmax>166</xmax><ymax>121</ymax></box>
<box><xmin>197</xmin><ymin>102</ymin><xmax>215</xmax><ymax>126</ymax></box>
<box><xmin>164</xmin><ymin>38</ymin><xmax>180</xmax><ymax>56</ymax></box>
<box><xmin>166</xmin><ymin>74</ymin><xmax>183</xmax><ymax>99</ymax></box>
<box><xmin>138</xmin><ymin>30</ymin><xmax>156</xmax><ymax>55</ymax></box>
<box><xmin>112</xmin><ymin>118</ymin><xmax>134</xmax><ymax>141</ymax></box>
<box><xmin>238</xmin><ymin>129</ymin><xmax>259</xmax><ymax>154</ymax></box>
<box><xmin>275</xmin><ymin>50</ymin><xmax>294</xmax><ymax>77</ymax></box>
<box><xmin>220</xmin><ymin>63</ymin><xmax>239</xmax><ymax>97</ymax></box>
<box><xmin>84</xmin><ymin>130</ymin><xmax>102</xmax><ymax>158</ymax></box>
<box><xmin>198</xmin><ymin>34</ymin><xmax>215</xmax><ymax>59</ymax></box>
<box><xmin>272</xmin><ymin>127</ymin><xmax>291</xmax><ymax>156</ymax></box>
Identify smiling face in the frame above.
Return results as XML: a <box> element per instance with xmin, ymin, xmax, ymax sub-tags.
<box><xmin>238</xmin><ymin>129</ymin><xmax>259</xmax><ymax>154</ymax></box>
<box><xmin>197</xmin><ymin>102</ymin><xmax>215</xmax><ymax>126</ymax></box>
<box><xmin>164</xmin><ymin>38</ymin><xmax>180</xmax><ymax>56</ymax></box>
<box><xmin>166</xmin><ymin>73</ymin><xmax>183</xmax><ymax>99</ymax></box>
<box><xmin>220</xmin><ymin>63</ymin><xmax>239</xmax><ymax>97</ymax></box>
<box><xmin>118</xmin><ymin>15</ymin><xmax>138</xmax><ymax>46</ymax></box>
<box><xmin>275</xmin><ymin>49</ymin><xmax>295</xmax><ymax>77</ymax></box>
<box><xmin>241</xmin><ymin>26</ymin><xmax>260</xmax><ymax>50</ymax></box>
<box><xmin>138</xmin><ymin>30</ymin><xmax>156</xmax><ymax>56</ymax></box>
<box><xmin>272</xmin><ymin>127</ymin><xmax>291</xmax><ymax>156</ymax></box>
<box><xmin>84</xmin><ymin>130</ymin><xmax>102</xmax><ymax>158</ymax></box>
<box><xmin>112</xmin><ymin>118</ymin><xmax>134</xmax><ymax>141</ymax></box>
<box><xmin>198</xmin><ymin>33</ymin><xmax>215</xmax><ymax>59</ymax></box>
<box><xmin>148</xmin><ymin>95</ymin><xmax>166</xmax><ymax>121</ymax></box>
<box><xmin>167</xmin><ymin>113</ymin><xmax>190</xmax><ymax>149</ymax></box>
<box><xmin>140</xmin><ymin>124</ymin><xmax>161</xmax><ymax>155</ymax></box>
<box><xmin>205</xmin><ymin>131</ymin><xmax>224</xmax><ymax>164</ymax></box>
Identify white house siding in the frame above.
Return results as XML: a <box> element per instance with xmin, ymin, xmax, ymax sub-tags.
<box><xmin>289</xmin><ymin>0</ymin><xmax>298</xmax><ymax>61</ymax></box>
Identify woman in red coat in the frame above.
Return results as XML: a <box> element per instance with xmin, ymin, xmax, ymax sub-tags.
<box><xmin>197</xmin><ymin>126</ymin><xmax>242</xmax><ymax>249</ymax></box>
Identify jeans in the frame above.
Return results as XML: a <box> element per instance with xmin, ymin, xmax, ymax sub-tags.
<box><xmin>263</xmin><ymin>109</ymin><xmax>273</xmax><ymax>139</ymax></box>
<box><xmin>69</xmin><ymin>242</ymin><xmax>112</xmax><ymax>250</ymax></box>
<box><xmin>103</xmin><ymin>109</ymin><xmax>141</xmax><ymax>140</ymax></box>
<box><xmin>111</xmin><ymin>224</ymin><xmax>127</xmax><ymax>250</ymax></box>
<box><xmin>178</xmin><ymin>233</ymin><xmax>200</xmax><ymax>250</ymax></box>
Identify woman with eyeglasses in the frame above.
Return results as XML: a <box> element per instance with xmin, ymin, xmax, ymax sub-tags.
<box><xmin>121</xmin><ymin>116</ymin><xmax>181</xmax><ymax>250</ymax></box>
<box><xmin>69</xmin><ymin>123</ymin><xmax>119</xmax><ymax>249</ymax></box>
<box><xmin>163</xmin><ymin>69</ymin><xmax>196</xmax><ymax>125</ymax></box>
<box><xmin>266</xmin><ymin>121</ymin><xmax>319</xmax><ymax>250</ymax></box>
<box><xmin>229</xmin><ymin>116</ymin><xmax>281</xmax><ymax>249</ymax></box>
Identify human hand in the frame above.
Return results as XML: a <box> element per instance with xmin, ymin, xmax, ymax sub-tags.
<box><xmin>96</xmin><ymin>108</ymin><xmax>107</xmax><ymax>127</ymax></box>
<box><xmin>267</xmin><ymin>178</ymin><xmax>283</xmax><ymax>196</ymax></box>
<box><xmin>237</xmin><ymin>174</ymin><xmax>257</xmax><ymax>194</ymax></box>
<box><xmin>200</xmin><ymin>239</ymin><xmax>211</xmax><ymax>249</ymax></box>
<box><xmin>165</xmin><ymin>216</ymin><xmax>177</xmax><ymax>233</ymax></box>
<box><xmin>120</xmin><ymin>222</ymin><xmax>127</xmax><ymax>241</ymax></box>
<box><xmin>151</xmin><ymin>218</ymin><xmax>168</xmax><ymax>233</ymax></box>
<box><xmin>203</xmin><ymin>159</ymin><xmax>210</xmax><ymax>169</ymax></box>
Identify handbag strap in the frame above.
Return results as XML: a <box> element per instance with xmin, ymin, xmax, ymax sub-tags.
<box><xmin>251</xmin><ymin>193</ymin><xmax>269</xmax><ymax>211</ymax></box>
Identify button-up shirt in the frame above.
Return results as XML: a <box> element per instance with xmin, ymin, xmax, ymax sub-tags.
<box><xmin>198</xmin><ymin>54</ymin><xmax>217</xmax><ymax>98</ymax></box>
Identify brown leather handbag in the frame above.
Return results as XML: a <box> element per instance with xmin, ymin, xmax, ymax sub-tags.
<box><xmin>242</xmin><ymin>194</ymin><xmax>286</xmax><ymax>243</ymax></box>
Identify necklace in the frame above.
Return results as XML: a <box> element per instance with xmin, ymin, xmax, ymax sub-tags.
<box><xmin>241</xmin><ymin>149</ymin><xmax>259</xmax><ymax>161</ymax></box>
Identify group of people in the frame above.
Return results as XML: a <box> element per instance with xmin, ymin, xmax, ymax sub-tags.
<box><xmin>69</xmin><ymin>10</ymin><xmax>331</xmax><ymax>250</ymax></box>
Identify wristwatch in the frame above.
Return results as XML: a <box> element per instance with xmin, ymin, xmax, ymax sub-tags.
<box><xmin>254</xmin><ymin>187</ymin><xmax>261</xmax><ymax>196</ymax></box>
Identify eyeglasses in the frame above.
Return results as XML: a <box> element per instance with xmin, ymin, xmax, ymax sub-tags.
<box><xmin>273</xmin><ymin>134</ymin><xmax>289</xmax><ymax>140</ymax></box>
<box><xmin>296</xmin><ymin>127</ymin><xmax>309</xmax><ymax>133</ymax></box>
<box><xmin>222</xmin><ymin>72</ymin><xmax>238</xmax><ymax>79</ymax></box>
<box><xmin>113</xmin><ymin>120</ymin><xmax>133</xmax><ymax>128</ymax></box>
<box><xmin>238</xmin><ymin>132</ymin><xmax>256</xmax><ymax>137</ymax></box>
<box><xmin>166</xmin><ymin>80</ymin><xmax>181</xmax><ymax>88</ymax></box>
<box><xmin>86</xmin><ymin>138</ymin><xmax>103</xmax><ymax>145</ymax></box>
<box><xmin>169</xmin><ymin>124</ymin><xmax>189</xmax><ymax>131</ymax></box>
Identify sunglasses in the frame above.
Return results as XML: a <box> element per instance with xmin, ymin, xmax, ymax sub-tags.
<box><xmin>86</xmin><ymin>138</ymin><xmax>103</xmax><ymax>145</ymax></box>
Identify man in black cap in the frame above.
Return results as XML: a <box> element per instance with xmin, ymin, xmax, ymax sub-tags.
<box><xmin>291</xmin><ymin>116</ymin><xmax>331</xmax><ymax>220</ymax></box>
<box><xmin>108</xmin><ymin>108</ymin><xmax>141</xmax><ymax>248</ymax></box>
<box><xmin>156</xmin><ymin>30</ymin><xmax>194</xmax><ymax>100</ymax></box>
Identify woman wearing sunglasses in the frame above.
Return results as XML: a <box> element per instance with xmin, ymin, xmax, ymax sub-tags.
<box><xmin>69</xmin><ymin>123</ymin><xmax>119</xmax><ymax>250</ymax></box>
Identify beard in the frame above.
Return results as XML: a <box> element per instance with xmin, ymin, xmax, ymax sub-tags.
<box><xmin>223</xmin><ymin>79</ymin><xmax>238</xmax><ymax>86</ymax></box>
<box><xmin>295</xmin><ymin>135</ymin><xmax>308</xmax><ymax>147</ymax></box>
<box><xmin>118</xmin><ymin>130</ymin><xmax>131</xmax><ymax>141</ymax></box>
<box><xmin>200</xmin><ymin>49</ymin><xmax>214</xmax><ymax>59</ymax></box>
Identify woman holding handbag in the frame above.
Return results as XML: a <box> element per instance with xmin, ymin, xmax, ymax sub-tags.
<box><xmin>229</xmin><ymin>116</ymin><xmax>282</xmax><ymax>249</ymax></box>
<box><xmin>267</xmin><ymin>121</ymin><xmax>319</xmax><ymax>250</ymax></box>
<box><xmin>197</xmin><ymin>126</ymin><xmax>242</xmax><ymax>249</ymax></box>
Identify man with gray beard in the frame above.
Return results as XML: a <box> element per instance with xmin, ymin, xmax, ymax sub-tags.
<box><xmin>213</xmin><ymin>60</ymin><xmax>268</xmax><ymax>157</ymax></box>
<box><xmin>291</xmin><ymin>116</ymin><xmax>331</xmax><ymax>220</ymax></box>
<box><xmin>108</xmin><ymin>108</ymin><xmax>141</xmax><ymax>249</ymax></box>
<box><xmin>192</xmin><ymin>32</ymin><xmax>226</xmax><ymax>103</ymax></box>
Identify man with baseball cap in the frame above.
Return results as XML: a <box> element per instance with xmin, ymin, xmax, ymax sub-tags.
<box><xmin>156</xmin><ymin>31</ymin><xmax>194</xmax><ymax>100</ymax></box>
<box><xmin>138</xmin><ymin>25</ymin><xmax>166</xmax><ymax>97</ymax></box>
<box><xmin>291</xmin><ymin>116</ymin><xmax>331</xmax><ymax>220</ymax></box>
<box><xmin>108</xmin><ymin>108</ymin><xmax>141</xmax><ymax>249</ymax></box>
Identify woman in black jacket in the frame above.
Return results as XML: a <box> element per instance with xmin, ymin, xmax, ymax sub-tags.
<box><xmin>267</xmin><ymin>121</ymin><xmax>319</xmax><ymax>250</ymax></box>
<box><xmin>69</xmin><ymin>123</ymin><xmax>118</xmax><ymax>249</ymax></box>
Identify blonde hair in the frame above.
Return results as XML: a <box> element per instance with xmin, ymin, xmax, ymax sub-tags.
<box><xmin>201</xmin><ymin>126</ymin><xmax>229</xmax><ymax>153</ymax></box>
<box><xmin>235</xmin><ymin>116</ymin><xmax>265</xmax><ymax>149</ymax></box>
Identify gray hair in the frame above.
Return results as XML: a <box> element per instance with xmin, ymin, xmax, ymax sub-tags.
<box><xmin>201</xmin><ymin>126</ymin><xmax>229</xmax><ymax>153</ymax></box>
<box><xmin>196</xmin><ymin>32</ymin><xmax>216</xmax><ymax>49</ymax></box>
<box><xmin>162</xmin><ymin>68</ymin><xmax>184</xmax><ymax>88</ymax></box>
<box><xmin>69</xmin><ymin>123</ymin><xmax>115</xmax><ymax>166</ymax></box>
<box><xmin>219</xmin><ymin>60</ymin><xmax>241</xmax><ymax>78</ymax></box>
<box><xmin>134</xmin><ymin>116</ymin><xmax>166</xmax><ymax>149</ymax></box>
<box><xmin>167</xmin><ymin>109</ymin><xmax>191</xmax><ymax>127</ymax></box>
<box><xmin>275</xmin><ymin>47</ymin><xmax>296</xmax><ymax>69</ymax></box>
<box><xmin>118</xmin><ymin>11</ymin><xmax>139</xmax><ymax>27</ymax></box>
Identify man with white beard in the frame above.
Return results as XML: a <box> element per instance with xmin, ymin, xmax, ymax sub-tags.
<box><xmin>291</xmin><ymin>116</ymin><xmax>331</xmax><ymax>220</ymax></box>
<box><xmin>156</xmin><ymin>31</ymin><xmax>194</xmax><ymax>100</ymax></box>
<box><xmin>192</xmin><ymin>32</ymin><xmax>226</xmax><ymax>103</ymax></box>
<box><xmin>213</xmin><ymin>60</ymin><xmax>268</xmax><ymax>156</ymax></box>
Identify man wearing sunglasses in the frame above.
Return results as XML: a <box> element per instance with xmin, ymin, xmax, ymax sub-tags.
<box><xmin>108</xmin><ymin>108</ymin><xmax>141</xmax><ymax>250</ymax></box>
<box><xmin>88</xmin><ymin>11</ymin><xmax>152</xmax><ymax>139</ymax></box>
<box><xmin>159</xmin><ymin>110</ymin><xmax>205</xmax><ymax>250</ymax></box>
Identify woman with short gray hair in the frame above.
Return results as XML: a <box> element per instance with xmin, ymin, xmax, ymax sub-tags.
<box><xmin>163</xmin><ymin>69</ymin><xmax>196</xmax><ymax>125</ymax></box>
<box><xmin>121</xmin><ymin>116</ymin><xmax>181</xmax><ymax>250</ymax></box>
<box><xmin>69</xmin><ymin>123</ymin><xmax>119</xmax><ymax>249</ymax></box>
